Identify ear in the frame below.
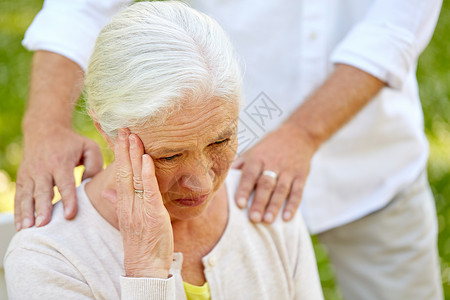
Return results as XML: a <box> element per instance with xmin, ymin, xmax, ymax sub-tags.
<box><xmin>93</xmin><ymin>121</ymin><xmax>115</xmax><ymax>150</ymax></box>
<box><xmin>89</xmin><ymin>109</ymin><xmax>115</xmax><ymax>150</ymax></box>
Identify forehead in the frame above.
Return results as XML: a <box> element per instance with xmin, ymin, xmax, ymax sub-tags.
<box><xmin>132</xmin><ymin>99</ymin><xmax>239</xmax><ymax>151</ymax></box>
<box><xmin>168</xmin><ymin>98</ymin><xmax>237</xmax><ymax>126</ymax></box>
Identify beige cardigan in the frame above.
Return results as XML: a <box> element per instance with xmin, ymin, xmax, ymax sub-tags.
<box><xmin>4</xmin><ymin>170</ymin><xmax>323</xmax><ymax>299</ymax></box>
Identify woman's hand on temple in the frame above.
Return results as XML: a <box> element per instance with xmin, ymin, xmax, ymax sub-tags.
<box><xmin>114</xmin><ymin>129</ymin><xmax>173</xmax><ymax>278</ymax></box>
<box><xmin>232</xmin><ymin>123</ymin><xmax>318</xmax><ymax>224</ymax></box>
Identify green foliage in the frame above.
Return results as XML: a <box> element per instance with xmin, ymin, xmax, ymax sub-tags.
<box><xmin>417</xmin><ymin>3</ymin><xmax>450</xmax><ymax>298</ymax></box>
<box><xmin>0</xmin><ymin>1</ymin><xmax>449</xmax><ymax>299</ymax></box>
<box><xmin>0</xmin><ymin>0</ymin><xmax>40</xmax><ymax>178</ymax></box>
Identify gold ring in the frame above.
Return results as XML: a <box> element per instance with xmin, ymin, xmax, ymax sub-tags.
<box><xmin>134</xmin><ymin>189</ymin><xmax>144</xmax><ymax>199</ymax></box>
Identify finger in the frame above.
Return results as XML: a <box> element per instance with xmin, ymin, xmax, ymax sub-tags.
<box><xmin>262</xmin><ymin>173</ymin><xmax>293</xmax><ymax>224</ymax></box>
<box><xmin>129</xmin><ymin>134</ymin><xmax>144</xmax><ymax>191</ymax></box>
<box><xmin>27</xmin><ymin>173</ymin><xmax>53</xmax><ymax>228</ymax></box>
<box><xmin>283</xmin><ymin>176</ymin><xmax>305</xmax><ymax>221</ymax></box>
<box><xmin>14</xmin><ymin>176</ymin><xmax>34</xmax><ymax>231</ymax></box>
<box><xmin>234</xmin><ymin>158</ymin><xmax>263</xmax><ymax>209</ymax></box>
<box><xmin>142</xmin><ymin>154</ymin><xmax>164</xmax><ymax>209</ymax></box>
<box><xmin>114</xmin><ymin>129</ymin><xmax>133</xmax><ymax>209</ymax></box>
<box><xmin>249</xmin><ymin>170</ymin><xmax>278</xmax><ymax>223</ymax></box>
<box><xmin>81</xmin><ymin>140</ymin><xmax>103</xmax><ymax>180</ymax></box>
<box><xmin>32</xmin><ymin>172</ymin><xmax>55</xmax><ymax>227</ymax></box>
<box><xmin>20</xmin><ymin>173</ymin><xmax>49</xmax><ymax>228</ymax></box>
<box><xmin>53</xmin><ymin>165</ymin><xmax>77</xmax><ymax>220</ymax></box>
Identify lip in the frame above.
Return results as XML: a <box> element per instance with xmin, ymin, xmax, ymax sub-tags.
<box><xmin>173</xmin><ymin>194</ymin><xmax>209</xmax><ymax>207</ymax></box>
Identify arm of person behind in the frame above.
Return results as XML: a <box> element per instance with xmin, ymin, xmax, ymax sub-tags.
<box><xmin>236</xmin><ymin>64</ymin><xmax>385</xmax><ymax>224</ymax></box>
<box><xmin>235</xmin><ymin>0</ymin><xmax>443</xmax><ymax>223</ymax></box>
<box><xmin>16</xmin><ymin>0</ymin><xmax>133</xmax><ymax>230</ymax></box>
<box><xmin>15</xmin><ymin>51</ymin><xmax>103</xmax><ymax>230</ymax></box>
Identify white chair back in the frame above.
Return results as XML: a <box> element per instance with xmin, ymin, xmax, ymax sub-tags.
<box><xmin>0</xmin><ymin>214</ymin><xmax>16</xmax><ymax>300</ymax></box>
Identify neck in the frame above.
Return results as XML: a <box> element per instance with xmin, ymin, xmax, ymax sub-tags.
<box><xmin>85</xmin><ymin>163</ymin><xmax>118</xmax><ymax>228</ymax></box>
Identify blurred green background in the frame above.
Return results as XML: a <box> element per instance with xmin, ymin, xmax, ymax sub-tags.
<box><xmin>0</xmin><ymin>1</ymin><xmax>449</xmax><ymax>299</ymax></box>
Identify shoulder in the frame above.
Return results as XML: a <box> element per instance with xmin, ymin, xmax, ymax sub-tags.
<box><xmin>4</xmin><ymin>200</ymin><xmax>87</xmax><ymax>297</ymax></box>
<box><xmin>6</xmin><ymin>201</ymin><xmax>76</xmax><ymax>256</ymax></box>
<box><xmin>4</xmin><ymin>181</ymin><xmax>117</xmax><ymax>272</ymax></box>
<box><xmin>4</xmin><ymin>181</ymin><xmax>122</xmax><ymax>297</ymax></box>
<box><xmin>222</xmin><ymin>169</ymin><xmax>320</xmax><ymax>296</ymax></box>
<box><xmin>225</xmin><ymin>169</ymin><xmax>309</xmax><ymax>253</ymax></box>
<box><xmin>226</xmin><ymin>168</ymin><xmax>307</xmax><ymax>229</ymax></box>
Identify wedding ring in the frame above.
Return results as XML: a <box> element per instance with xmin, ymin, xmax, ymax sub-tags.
<box><xmin>262</xmin><ymin>170</ymin><xmax>278</xmax><ymax>180</ymax></box>
<box><xmin>134</xmin><ymin>189</ymin><xmax>144</xmax><ymax>199</ymax></box>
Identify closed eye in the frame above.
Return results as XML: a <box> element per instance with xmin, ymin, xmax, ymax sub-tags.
<box><xmin>160</xmin><ymin>154</ymin><xmax>181</xmax><ymax>161</ymax></box>
<box><xmin>210</xmin><ymin>138</ymin><xmax>230</xmax><ymax>146</ymax></box>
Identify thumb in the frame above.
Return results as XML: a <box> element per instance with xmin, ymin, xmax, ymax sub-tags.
<box><xmin>82</xmin><ymin>141</ymin><xmax>104</xmax><ymax>180</ymax></box>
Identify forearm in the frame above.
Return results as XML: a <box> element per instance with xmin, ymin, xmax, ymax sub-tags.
<box><xmin>284</xmin><ymin>64</ymin><xmax>385</xmax><ymax>149</ymax></box>
<box><xmin>23</xmin><ymin>50</ymin><xmax>84</xmax><ymax>132</ymax></box>
<box><xmin>15</xmin><ymin>50</ymin><xmax>103</xmax><ymax>229</ymax></box>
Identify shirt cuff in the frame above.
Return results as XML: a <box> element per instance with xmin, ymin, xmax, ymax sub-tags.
<box><xmin>330</xmin><ymin>22</ymin><xmax>416</xmax><ymax>90</ymax></box>
<box><xmin>120</xmin><ymin>275</ymin><xmax>176</xmax><ymax>300</ymax></box>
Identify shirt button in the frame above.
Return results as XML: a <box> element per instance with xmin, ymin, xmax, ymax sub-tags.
<box><xmin>309</xmin><ymin>32</ymin><xmax>317</xmax><ymax>40</ymax></box>
<box><xmin>208</xmin><ymin>256</ymin><xmax>217</xmax><ymax>267</ymax></box>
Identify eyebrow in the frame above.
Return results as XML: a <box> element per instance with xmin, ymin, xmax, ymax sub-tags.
<box><xmin>148</xmin><ymin>127</ymin><xmax>236</xmax><ymax>157</ymax></box>
<box><xmin>210</xmin><ymin>127</ymin><xmax>235</xmax><ymax>144</ymax></box>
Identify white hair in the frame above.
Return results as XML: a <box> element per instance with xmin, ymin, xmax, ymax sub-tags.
<box><xmin>85</xmin><ymin>1</ymin><xmax>243</xmax><ymax>137</ymax></box>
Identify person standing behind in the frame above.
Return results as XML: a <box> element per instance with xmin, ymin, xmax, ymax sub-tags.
<box><xmin>15</xmin><ymin>0</ymin><xmax>444</xmax><ymax>299</ymax></box>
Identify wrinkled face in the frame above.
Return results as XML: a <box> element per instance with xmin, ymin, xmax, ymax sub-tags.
<box><xmin>131</xmin><ymin>98</ymin><xmax>239</xmax><ymax>221</ymax></box>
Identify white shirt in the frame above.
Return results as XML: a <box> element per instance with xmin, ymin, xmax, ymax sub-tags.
<box><xmin>5</xmin><ymin>170</ymin><xmax>323</xmax><ymax>300</ymax></box>
<box><xmin>23</xmin><ymin>0</ymin><xmax>442</xmax><ymax>233</ymax></box>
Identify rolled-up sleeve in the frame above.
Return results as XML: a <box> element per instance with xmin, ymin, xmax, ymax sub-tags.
<box><xmin>330</xmin><ymin>0</ymin><xmax>442</xmax><ymax>89</ymax></box>
<box><xmin>22</xmin><ymin>0</ymin><xmax>133</xmax><ymax>71</ymax></box>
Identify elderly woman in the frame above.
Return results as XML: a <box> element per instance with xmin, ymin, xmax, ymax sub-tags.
<box><xmin>5</xmin><ymin>2</ymin><xmax>323</xmax><ymax>299</ymax></box>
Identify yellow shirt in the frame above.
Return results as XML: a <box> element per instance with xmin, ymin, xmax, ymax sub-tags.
<box><xmin>183</xmin><ymin>281</ymin><xmax>211</xmax><ymax>300</ymax></box>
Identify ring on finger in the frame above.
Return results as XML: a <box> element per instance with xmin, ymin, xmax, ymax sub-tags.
<box><xmin>262</xmin><ymin>170</ymin><xmax>278</xmax><ymax>180</ymax></box>
<box><xmin>134</xmin><ymin>189</ymin><xmax>144</xmax><ymax>199</ymax></box>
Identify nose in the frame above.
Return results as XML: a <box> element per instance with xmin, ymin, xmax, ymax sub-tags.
<box><xmin>179</xmin><ymin>158</ymin><xmax>214</xmax><ymax>195</ymax></box>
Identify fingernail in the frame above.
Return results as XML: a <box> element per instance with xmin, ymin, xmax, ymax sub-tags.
<box><xmin>283</xmin><ymin>211</ymin><xmax>292</xmax><ymax>221</ymax></box>
<box><xmin>35</xmin><ymin>216</ymin><xmax>44</xmax><ymax>227</ymax></box>
<box><xmin>64</xmin><ymin>207</ymin><xmax>71</xmax><ymax>219</ymax></box>
<box><xmin>237</xmin><ymin>197</ymin><xmax>247</xmax><ymax>208</ymax></box>
<box><xmin>250</xmin><ymin>211</ymin><xmax>261</xmax><ymax>222</ymax></box>
<box><xmin>263</xmin><ymin>212</ymin><xmax>274</xmax><ymax>223</ymax></box>
<box><xmin>22</xmin><ymin>218</ymin><xmax>32</xmax><ymax>228</ymax></box>
<box><xmin>15</xmin><ymin>222</ymin><xmax>21</xmax><ymax>231</ymax></box>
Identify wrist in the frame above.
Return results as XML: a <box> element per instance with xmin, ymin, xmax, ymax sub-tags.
<box><xmin>124</xmin><ymin>256</ymin><xmax>172</xmax><ymax>279</ymax></box>
<box><xmin>124</xmin><ymin>262</ymin><xmax>171</xmax><ymax>279</ymax></box>
<box><xmin>125</xmin><ymin>268</ymin><xmax>170</xmax><ymax>279</ymax></box>
<box><xmin>22</xmin><ymin>112</ymin><xmax>72</xmax><ymax>134</ymax></box>
<box><xmin>279</xmin><ymin>121</ymin><xmax>322</xmax><ymax>152</ymax></box>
